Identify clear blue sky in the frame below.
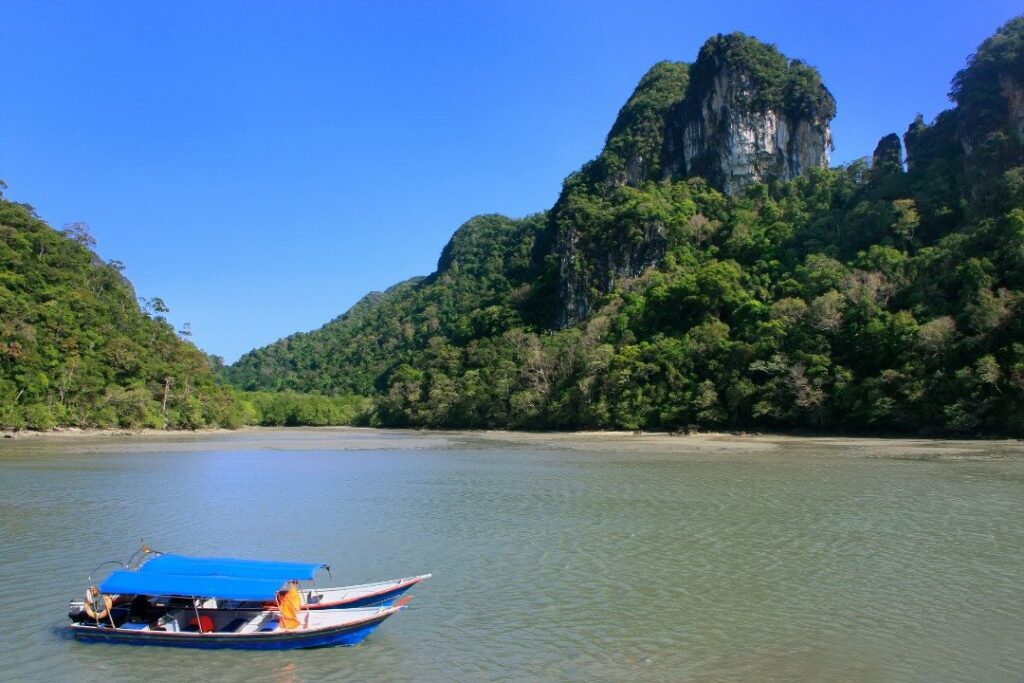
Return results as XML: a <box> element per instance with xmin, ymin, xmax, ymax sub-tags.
<box><xmin>2</xmin><ymin>1</ymin><xmax>1020</xmax><ymax>362</ymax></box>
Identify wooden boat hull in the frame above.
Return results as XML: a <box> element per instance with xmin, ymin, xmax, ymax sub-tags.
<box><xmin>70</xmin><ymin>612</ymin><xmax>393</xmax><ymax>650</ymax></box>
<box><xmin>69</xmin><ymin>575</ymin><xmax>431</xmax><ymax>618</ymax></box>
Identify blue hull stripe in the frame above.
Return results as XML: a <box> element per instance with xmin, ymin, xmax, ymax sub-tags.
<box><xmin>71</xmin><ymin>615</ymin><xmax>390</xmax><ymax>650</ymax></box>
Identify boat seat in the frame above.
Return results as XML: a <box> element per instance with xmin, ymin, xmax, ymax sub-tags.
<box><xmin>183</xmin><ymin>615</ymin><xmax>214</xmax><ymax>633</ymax></box>
<box><xmin>259</xmin><ymin>619</ymin><xmax>279</xmax><ymax>632</ymax></box>
<box><xmin>219</xmin><ymin>618</ymin><xmax>248</xmax><ymax>633</ymax></box>
<box><xmin>121</xmin><ymin>622</ymin><xmax>148</xmax><ymax>631</ymax></box>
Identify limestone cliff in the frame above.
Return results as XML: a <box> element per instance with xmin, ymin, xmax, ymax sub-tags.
<box><xmin>950</xmin><ymin>16</ymin><xmax>1024</xmax><ymax>150</ymax></box>
<box><xmin>553</xmin><ymin>33</ymin><xmax>835</xmax><ymax>327</ymax></box>
<box><xmin>1000</xmin><ymin>74</ymin><xmax>1024</xmax><ymax>141</ymax></box>
<box><xmin>590</xmin><ymin>61</ymin><xmax>690</xmax><ymax>187</ymax></box>
<box><xmin>552</xmin><ymin>62</ymin><xmax>689</xmax><ymax>328</ymax></box>
<box><xmin>662</xmin><ymin>33</ymin><xmax>834</xmax><ymax>194</ymax></box>
<box><xmin>902</xmin><ymin>16</ymin><xmax>1024</xmax><ymax>225</ymax></box>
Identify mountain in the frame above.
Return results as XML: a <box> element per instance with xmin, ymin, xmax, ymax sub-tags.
<box><xmin>554</xmin><ymin>34</ymin><xmax>835</xmax><ymax>327</ymax></box>
<box><xmin>229</xmin><ymin>21</ymin><xmax>1024</xmax><ymax>435</ymax></box>
<box><xmin>0</xmin><ymin>187</ymin><xmax>378</xmax><ymax>430</ymax></box>
<box><xmin>227</xmin><ymin>213</ymin><xmax>547</xmax><ymax>399</ymax></box>
<box><xmin>0</xmin><ymin>188</ymin><xmax>250</xmax><ymax>429</ymax></box>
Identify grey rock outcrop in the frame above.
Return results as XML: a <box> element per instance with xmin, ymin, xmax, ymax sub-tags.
<box><xmin>554</xmin><ymin>33</ymin><xmax>836</xmax><ymax>328</ymax></box>
<box><xmin>1000</xmin><ymin>73</ymin><xmax>1024</xmax><ymax>142</ymax></box>
<box><xmin>556</xmin><ymin>215</ymin><xmax>667</xmax><ymax>328</ymax></box>
<box><xmin>872</xmin><ymin>133</ymin><xmax>904</xmax><ymax>177</ymax></box>
<box><xmin>662</xmin><ymin>42</ymin><xmax>834</xmax><ymax>194</ymax></box>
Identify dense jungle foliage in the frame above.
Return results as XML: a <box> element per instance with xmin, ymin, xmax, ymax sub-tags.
<box><xmin>5</xmin><ymin>23</ymin><xmax>1022</xmax><ymax>435</ymax></box>
<box><xmin>0</xmin><ymin>189</ymin><xmax>367</xmax><ymax>430</ymax></box>
<box><xmin>230</xmin><ymin>21</ymin><xmax>1024</xmax><ymax>436</ymax></box>
<box><xmin>683</xmin><ymin>32</ymin><xmax>836</xmax><ymax>121</ymax></box>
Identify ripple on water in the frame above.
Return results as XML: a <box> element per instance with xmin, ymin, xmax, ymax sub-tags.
<box><xmin>0</xmin><ymin>435</ymin><xmax>1022</xmax><ymax>682</ymax></box>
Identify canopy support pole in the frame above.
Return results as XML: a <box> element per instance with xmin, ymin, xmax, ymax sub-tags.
<box><xmin>193</xmin><ymin>598</ymin><xmax>203</xmax><ymax>634</ymax></box>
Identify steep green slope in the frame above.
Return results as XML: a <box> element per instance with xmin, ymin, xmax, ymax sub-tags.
<box><xmin>587</xmin><ymin>60</ymin><xmax>690</xmax><ymax>187</ymax></box>
<box><xmin>230</xmin><ymin>21</ymin><xmax>1024</xmax><ymax>435</ymax></box>
<box><xmin>228</xmin><ymin>213</ymin><xmax>547</xmax><ymax>399</ymax></box>
<box><xmin>0</xmin><ymin>188</ymin><xmax>251</xmax><ymax>429</ymax></box>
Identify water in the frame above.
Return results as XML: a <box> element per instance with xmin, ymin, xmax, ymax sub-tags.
<box><xmin>0</xmin><ymin>429</ymin><xmax>1022</xmax><ymax>682</ymax></box>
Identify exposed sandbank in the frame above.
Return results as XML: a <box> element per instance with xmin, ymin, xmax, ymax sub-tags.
<box><xmin>0</xmin><ymin>425</ymin><xmax>1020</xmax><ymax>461</ymax></box>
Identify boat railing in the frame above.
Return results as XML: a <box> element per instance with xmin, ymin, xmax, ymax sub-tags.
<box><xmin>86</xmin><ymin>560</ymin><xmax>125</xmax><ymax>585</ymax></box>
<box><xmin>125</xmin><ymin>543</ymin><xmax>161</xmax><ymax>570</ymax></box>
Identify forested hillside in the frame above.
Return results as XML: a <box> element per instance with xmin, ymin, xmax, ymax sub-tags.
<box><xmin>229</xmin><ymin>20</ymin><xmax>1024</xmax><ymax>435</ymax></box>
<box><xmin>0</xmin><ymin>189</ymin><xmax>367</xmax><ymax>430</ymax></box>
<box><xmin>20</xmin><ymin>23</ymin><xmax>1020</xmax><ymax>435</ymax></box>
<box><xmin>227</xmin><ymin>213</ymin><xmax>548</xmax><ymax>397</ymax></box>
<box><xmin>0</xmin><ymin>188</ymin><xmax>239</xmax><ymax>429</ymax></box>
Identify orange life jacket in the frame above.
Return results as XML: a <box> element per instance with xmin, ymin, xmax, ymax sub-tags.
<box><xmin>280</xmin><ymin>584</ymin><xmax>302</xmax><ymax>629</ymax></box>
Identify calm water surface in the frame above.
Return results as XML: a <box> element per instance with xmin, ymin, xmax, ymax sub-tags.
<box><xmin>0</xmin><ymin>429</ymin><xmax>1022</xmax><ymax>682</ymax></box>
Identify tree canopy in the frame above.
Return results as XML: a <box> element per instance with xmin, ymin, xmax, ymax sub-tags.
<box><xmin>229</xmin><ymin>19</ymin><xmax>1024</xmax><ymax>436</ymax></box>
<box><xmin>5</xmin><ymin>20</ymin><xmax>1024</xmax><ymax>436</ymax></box>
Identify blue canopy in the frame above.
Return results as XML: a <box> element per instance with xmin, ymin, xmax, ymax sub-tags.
<box><xmin>139</xmin><ymin>554</ymin><xmax>326</xmax><ymax>581</ymax></box>
<box><xmin>101</xmin><ymin>570</ymin><xmax>285</xmax><ymax>601</ymax></box>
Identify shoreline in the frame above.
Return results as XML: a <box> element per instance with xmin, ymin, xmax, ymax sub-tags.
<box><xmin>0</xmin><ymin>428</ymin><xmax>1019</xmax><ymax>464</ymax></box>
<box><xmin>2</xmin><ymin>424</ymin><xmax>1021</xmax><ymax>443</ymax></box>
<box><xmin>1</xmin><ymin>425</ymin><xmax>272</xmax><ymax>440</ymax></box>
<box><xmin>1</xmin><ymin>426</ymin><xmax>1021</xmax><ymax>462</ymax></box>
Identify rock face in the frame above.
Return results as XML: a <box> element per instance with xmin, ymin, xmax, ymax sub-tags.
<box><xmin>556</xmin><ymin>216</ymin><xmax>668</xmax><ymax>327</ymax></box>
<box><xmin>552</xmin><ymin>62</ymin><xmax>689</xmax><ymax>328</ymax></box>
<box><xmin>873</xmin><ymin>133</ymin><xmax>903</xmax><ymax>168</ymax></box>
<box><xmin>663</xmin><ymin>71</ymin><xmax>832</xmax><ymax>194</ymax></box>
<box><xmin>553</xmin><ymin>33</ymin><xmax>835</xmax><ymax>328</ymax></box>
<box><xmin>947</xmin><ymin>17</ymin><xmax>1024</xmax><ymax>158</ymax></box>
<box><xmin>597</xmin><ymin>61</ymin><xmax>691</xmax><ymax>187</ymax></box>
<box><xmin>662</xmin><ymin>35</ymin><xmax>834</xmax><ymax>194</ymax></box>
<box><xmin>1000</xmin><ymin>73</ymin><xmax>1024</xmax><ymax>142</ymax></box>
<box><xmin>872</xmin><ymin>133</ymin><xmax>904</xmax><ymax>176</ymax></box>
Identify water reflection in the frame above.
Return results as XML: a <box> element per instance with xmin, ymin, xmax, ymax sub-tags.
<box><xmin>272</xmin><ymin>662</ymin><xmax>299</xmax><ymax>683</ymax></box>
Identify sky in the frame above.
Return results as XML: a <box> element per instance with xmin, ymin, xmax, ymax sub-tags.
<box><xmin>2</xmin><ymin>1</ymin><xmax>1021</xmax><ymax>362</ymax></box>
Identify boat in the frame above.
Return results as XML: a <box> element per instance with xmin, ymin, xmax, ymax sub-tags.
<box><xmin>68</xmin><ymin>549</ymin><xmax>430</xmax><ymax>618</ymax></box>
<box><xmin>69</xmin><ymin>569</ymin><xmax>410</xmax><ymax>650</ymax></box>
<box><xmin>137</xmin><ymin>553</ymin><xmax>431</xmax><ymax>610</ymax></box>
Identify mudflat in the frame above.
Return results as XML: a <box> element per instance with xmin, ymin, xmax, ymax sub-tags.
<box><xmin>2</xmin><ymin>425</ymin><xmax>1020</xmax><ymax>461</ymax></box>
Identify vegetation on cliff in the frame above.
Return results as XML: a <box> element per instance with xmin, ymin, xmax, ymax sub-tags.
<box><xmin>0</xmin><ymin>190</ymin><xmax>229</xmax><ymax>429</ymax></box>
<box><xmin>683</xmin><ymin>32</ymin><xmax>836</xmax><ymax>121</ymax></box>
<box><xmin>230</xmin><ymin>21</ymin><xmax>1024</xmax><ymax>436</ymax></box>
<box><xmin>0</xmin><ymin>189</ymin><xmax>367</xmax><ymax>430</ymax></box>
<box><xmin>5</xmin><ymin>22</ymin><xmax>1023</xmax><ymax>435</ymax></box>
<box><xmin>228</xmin><ymin>213</ymin><xmax>548</xmax><ymax>398</ymax></box>
<box><xmin>591</xmin><ymin>60</ymin><xmax>691</xmax><ymax>187</ymax></box>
